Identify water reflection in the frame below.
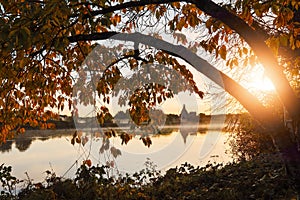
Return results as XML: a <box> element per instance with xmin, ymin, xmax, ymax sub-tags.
<box><xmin>0</xmin><ymin>140</ymin><xmax>13</xmax><ymax>153</ymax></box>
<box><xmin>0</xmin><ymin>126</ymin><xmax>232</xmax><ymax>182</ymax></box>
<box><xmin>15</xmin><ymin>137</ymin><xmax>33</xmax><ymax>152</ymax></box>
<box><xmin>0</xmin><ymin>130</ymin><xmax>73</xmax><ymax>153</ymax></box>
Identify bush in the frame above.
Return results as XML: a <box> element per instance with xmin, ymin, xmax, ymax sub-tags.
<box><xmin>226</xmin><ymin>114</ymin><xmax>276</xmax><ymax>161</ymax></box>
<box><xmin>0</xmin><ymin>164</ymin><xmax>21</xmax><ymax>199</ymax></box>
<box><xmin>0</xmin><ymin>157</ymin><xmax>297</xmax><ymax>200</ymax></box>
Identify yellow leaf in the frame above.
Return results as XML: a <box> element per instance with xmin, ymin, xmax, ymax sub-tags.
<box><xmin>171</xmin><ymin>2</ymin><xmax>180</xmax><ymax>9</ymax></box>
<box><xmin>296</xmin><ymin>40</ymin><xmax>300</xmax><ymax>48</ymax></box>
<box><xmin>219</xmin><ymin>45</ymin><xmax>227</xmax><ymax>60</ymax></box>
<box><xmin>53</xmin><ymin>17</ymin><xmax>60</xmax><ymax>26</ymax></box>
<box><xmin>279</xmin><ymin>35</ymin><xmax>288</xmax><ymax>46</ymax></box>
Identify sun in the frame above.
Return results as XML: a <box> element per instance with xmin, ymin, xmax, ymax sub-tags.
<box><xmin>251</xmin><ymin>76</ymin><xmax>276</xmax><ymax>92</ymax></box>
<box><xmin>247</xmin><ymin>66</ymin><xmax>276</xmax><ymax>92</ymax></box>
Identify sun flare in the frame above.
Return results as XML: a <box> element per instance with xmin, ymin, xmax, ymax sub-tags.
<box><xmin>250</xmin><ymin>77</ymin><xmax>276</xmax><ymax>92</ymax></box>
<box><xmin>246</xmin><ymin>65</ymin><xmax>276</xmax><ymax>92</ymax></box>
<box><xmin>247</xmin><ymin>66</ymin><xmax>275</xmax><ymax>92</ymax></box>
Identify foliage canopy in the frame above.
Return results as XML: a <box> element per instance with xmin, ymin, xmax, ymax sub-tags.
<box><xmin>0</xmin><ymin>0</ymin><xmax>299</xmax><ymax>152</ymax></box>
<box><xmin>1</xmin><ymin>0</ymin><xmax>300</xmax><ymax>194</ymax></box>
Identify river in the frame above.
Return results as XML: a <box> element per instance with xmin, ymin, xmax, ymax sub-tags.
<box><xmin>0</xmin><ymin>125</ymin><xmax>233</xmax><ymax>182</ymax></box>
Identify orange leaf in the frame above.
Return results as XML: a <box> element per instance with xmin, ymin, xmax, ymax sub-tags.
<box><xmin>19</xmin><ymin>128</ymin><xmax>25</xmax><ymax>133</ymax></box>
<box><xmin>83</xmin><ymin>159</ymin><xmax>92</xmax><ymax>167</ymax></box>
<box><xmin>219</xmin><ymin>45</ymin><xmax>227</xmax><ymax>60</ymax></box>
<box><xmin>75</xmin><ymin>30</ymin><xmax>81</xmax><ymax>34</ymax></box>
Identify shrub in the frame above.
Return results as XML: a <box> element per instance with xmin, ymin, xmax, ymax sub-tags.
<box><xmin>226</xmin><ymin>114</ymin><xmax>276</xmax><ymax>160</ymax></box>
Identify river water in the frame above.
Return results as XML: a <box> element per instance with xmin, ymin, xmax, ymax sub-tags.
<box><xmin>0</xmin><ymin>125</ymin><xmax>233</xmax><ymax>182</ymax></box>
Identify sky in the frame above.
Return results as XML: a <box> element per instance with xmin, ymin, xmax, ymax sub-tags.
<box><xmin>66</xmin><ymin>63</ymin><xmax>275</xmax><ymax>118</ymax></box>
<box><xmin>57</xmin><ymin>25</ymin><xmax>276</xmax><ymax>118</ymax></box>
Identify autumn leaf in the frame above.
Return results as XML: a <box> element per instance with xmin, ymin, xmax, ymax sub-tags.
<box><xmin>111</xmin><ymin>147</ymin><xmax>122</xmax><ymax>158</ymax></box>
<box><xmin>83</xmin><ymin>159</ymin><xmax>92</xmax><ymax>167</ymax></box>
<box><xmin>219</xmin><ymin>45</ymin><xmax>227</xmax><ymax>60</ymax></box>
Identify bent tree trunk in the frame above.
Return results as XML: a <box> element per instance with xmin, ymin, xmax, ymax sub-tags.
<box><xmin>191</xmin><ymin>0</ymin><xmax>300</xmax><ymax>191</ymax></box>
<box><xmin>72</xmin><ymin>2</ymin><xmax>300</xmax><ymax>184</ymax></box>
<box><xmin>69</xmin><ymin>32</ymin><xmax>275</xmax><ymax>124</ymax></box>
<box><xmin>68</xmin><ymin>0</ymin><xmax>300</xmax><ymax>191</ymax></box>
<box><xmin>69</xmin><ymin>31</ymin><xmax>300</xmax><ymax>191</ymax></box>
<box><xmin>84</xmin><ymin>0</ymin><xmax>300</xmax><ymax>120</ymax></box>
<box><xmin>191</xmin><ymin>0</ymin><xmax>300</xmax><ymax>120</ymax></box>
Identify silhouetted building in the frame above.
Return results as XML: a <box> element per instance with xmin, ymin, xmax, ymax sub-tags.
<box><xmin>178</xmin><ymin>105</ymin><xmax>199</xmax><ymax>143</ymax></box>
<box><xmin>180</xmin><ymin>104</ymin><xmax>198</xmax><ymax>124</ymax></box>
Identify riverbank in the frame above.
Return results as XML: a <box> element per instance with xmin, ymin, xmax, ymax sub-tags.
<box><xmin>1</xmin><ymin>153</ymin><xmax>296</xmax><ymax>199</ymax></box>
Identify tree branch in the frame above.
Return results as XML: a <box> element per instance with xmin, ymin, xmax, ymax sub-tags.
<box><xmin>68</xmin><ymin>32</ymin><xmax>118</xmax><ymax>42</ymax></box>
<box><xmin>67</xmin><ymin>32</ymin><xmax>279</xmax><ymax>128</ymax></box>
<box><xmin>190</xmin><ymin>0</ymin><xmax>299</xmax><ymax>118</ymax></box>
<box><xmin>82</xmin><ymin>0</ymin><xmax>299</xmax><ymax>118</ymax></box>
<box><xmin>88</xmin><ymin>0</ymin><xmax>178</xmax><ymax>17</ymax></box>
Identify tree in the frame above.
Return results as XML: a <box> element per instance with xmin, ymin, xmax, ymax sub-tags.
<box><xmin>1</xmin><ymin>0</ymin><xmax>300</xmax><ymax>190</ymax></box>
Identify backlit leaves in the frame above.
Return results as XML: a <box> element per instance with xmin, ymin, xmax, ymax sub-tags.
<box><xmin>167</xmin><ymin>3</ymin><xmax>202</xmax><ymax>32</ymax></box>
<box><xmin>120</xmin><ymin>132</ymin><xmax>132</xmax><ymax>145</ymax></box>
<box><xmin>218</xmin><ymin>45</ymin><xmax>227</xmax><ymax>60</ymax></box>
<box><xmin>83</xmin><ymin>159</ymin><xmax>92</xmax><ymax>167</ymax></box>
<box><xmin>141</xmin><ymin>136</ymin><xmax>152</xmax><ymax>148</ymax></box>
<box><xmin>110</xmin><ymin>146</ymin><xmax>122</xmax><ymax>158</ymax></box>
<box><xmin>1</xmin><ymin>0</ymin><xmax>300</xmax><ymax>146</ymax></box>
<box><xmin>0</xmin><ymin>0</ymin><xmax>75</xmax><ymax>142</ymax></box>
